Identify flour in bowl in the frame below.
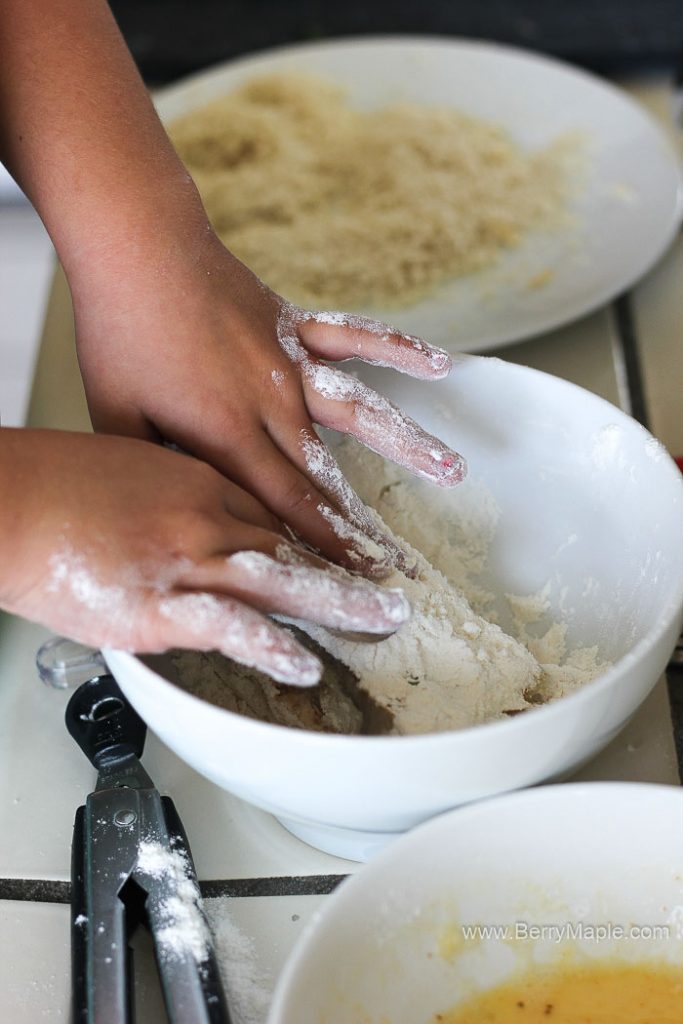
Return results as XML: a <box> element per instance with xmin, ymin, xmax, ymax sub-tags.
<box><xmin>170</xmin><ymin>443</ymin><xmax>607</xmax><ymax>735</ymax></box>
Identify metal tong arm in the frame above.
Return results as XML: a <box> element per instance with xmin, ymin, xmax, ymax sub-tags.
<box><xmin>67</xmin><ymin>676</ymin><xmax>230</xmax><ymax>1024</ymax></box>
<box><xmin>140</xmin><ymin>796</ymin><xmax>230</xmax><ymax>1024</ymax></box>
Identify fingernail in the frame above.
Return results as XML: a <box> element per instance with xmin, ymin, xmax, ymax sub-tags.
<box><xmin>267</xmin><ymin>641</ymin><xmax>322</xmax><ymax>687</ymax></box>
<box><xmin>392</xmin><ymin>545</ymin><xmax>419</xmax><ymax>578</ymax></box>
<box><xmin>424</xmin><ymin>448</ymin><xmax>468</xmax><ymax>487</ymax></box>
<box><xmin>335</xmin><ymin>581</ymin><xmax>411</xmax><ymax>633</ymax></box>
<box><xmin>404</xmin><ymin>334</ymin><xmax>452</xmax><ymax>377</ymax></box>
<box><xmin>427</xmin><ymin>347</ymin><xmax>452</xmax><ymax>376</ymax></box>
<box><xmin>371</xmin><ymin>586</ymin><xmax>411</xmax><ymax>627</ymax></box>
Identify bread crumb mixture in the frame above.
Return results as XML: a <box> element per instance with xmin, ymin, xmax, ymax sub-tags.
<box><xmin>169</xmin><ymin>72</ymin><xmax>580</xmax><ymax>309</ymax></box>
<box><xmin>170</xmin><ymin>444</ymin><xmax>607</xmax><ymax>736</ymax></box>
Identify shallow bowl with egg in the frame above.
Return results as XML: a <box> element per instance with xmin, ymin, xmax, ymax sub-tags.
<box><xmin>267</xmin><ymin>782</ymin><xmax>683</xmax><ymax>1023</ymax></box>
<box><xmin>105</xmin><ymin>356</ymin><xmax>683</xmax><ymax>860</ymax></box>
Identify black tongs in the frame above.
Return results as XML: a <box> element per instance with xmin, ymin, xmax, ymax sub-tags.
<box><xmin>66</xmin><ymin>674</ymin><xmax>231</xmax><ymax>1023</ymax></box>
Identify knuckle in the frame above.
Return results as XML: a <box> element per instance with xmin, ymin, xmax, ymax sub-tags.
<box><xmin>280</xmin><ymin>478</ymin><xmax>316</xmax><ymax>519</ymax></box>
<box><xmin>194</xmin><ymin>401</ymin><xmax>255</xmax><ymax>455</ymax></box>
<box><xmin>159</xmin><ymin>507</ymin><xmax>220</xmax><ymax>559</ymax></box>
<box><xmin>348</xmin><ymin>398</ymin><xmax>366</xmax><ymax>429</ymax></box>
<box><xmin>312</xmin><ymin>394</ymin><xmax>359</xmax><ymax>433</ymax></box>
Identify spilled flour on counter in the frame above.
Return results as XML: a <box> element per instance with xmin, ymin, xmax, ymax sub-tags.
<box><xmin>205</xmin><ymin>902</ymin><xmax>272</xmax><ymax>1024</ymax></box>
<box><xmin>170</xmin><ymin>443</ymin><xmax>608</xmax><ymax>735</ymax></box>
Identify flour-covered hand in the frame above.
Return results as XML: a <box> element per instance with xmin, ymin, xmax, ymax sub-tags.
<box><xmin>0</xmin><ymin>430</ymin><xmax>410</xmax><ymax>686</ymax></box>
<box><xmin>73</xmin><ymin>230</ymin><xmax>466</xmax><ymax>578</ymax></box>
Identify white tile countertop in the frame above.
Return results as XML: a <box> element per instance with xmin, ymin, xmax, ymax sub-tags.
<box><xmin>1</xmin><ymin>72</ymin><xmax>683</xmax><ymax>1023</ymax></box>
<box><xmin>0</xmin><ymin>201</ymin><xmax>54</xmax><ymax>427</ymax></box>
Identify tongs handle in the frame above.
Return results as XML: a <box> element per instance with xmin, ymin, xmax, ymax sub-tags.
<box><xmin>71</xmin><ymin>803</ymin><xmax>135</xmax><ymax>1024</ymax></box>
<box><xmin>68</xmin><ymin>676</ymin><xmax>231</xmax><ymax>1024</ymax></box>
<box><xmin>66</xmin><ymin>674</ymin><xmax>147</xmax><ymax>772</ymax></box>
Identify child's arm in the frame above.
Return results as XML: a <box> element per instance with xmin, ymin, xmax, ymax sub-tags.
<box><xmin>0</xmin><ymin>0</ymin><xmax>464</xmax><ymax>575</ymax></box>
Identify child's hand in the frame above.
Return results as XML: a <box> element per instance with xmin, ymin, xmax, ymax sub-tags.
<box><xmin>0</xmin><ymin>429</ymin><xmax>410</xmax><ymax>685</ymax></box>
<box><xmin>72</xmin><ymin>230</ymin><xmax>466</xmax><ymax>576</ymax></box>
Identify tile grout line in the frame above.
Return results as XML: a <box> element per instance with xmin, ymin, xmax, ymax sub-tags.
<box><xmin>0</xmin><ymin>879</ymin><xmax>69</xmax><ymax>905</ymax></box>
<box><xmin>608</xmin><ymin>308</ymin><xmax>634</xmax><ymax>416</ymax></box>
<box><xmin>611</xmin><ymin>293</ymin><xmax>683</xmax><ymax>786</ymax></box>
<box><xmin>665</xmin><ymin>666</ymin><xmax>683</xmax><ymax>785</ymax></box>
<box><xmin>200</xmin><ymin>874</ymin><xmax>347</xmax><ymax>898</ymax></box>
<box><xmin>0</xmin><ymin>874</ymin><xmax>348</xmax><ymax>905</ymax></box>
<box><xmin>611</xmin><ymin>293</ymin><xmax>650</xmax><ymax>428</ymax></box>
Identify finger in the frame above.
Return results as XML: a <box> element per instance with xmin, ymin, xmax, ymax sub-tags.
<box><xmin>296</xmin><ymin>310</ymin><xmax>452</xmax><ymax>380</ymax></box>
<box><xmin>185</xmin><ymin>544</ymin><xmax>411</xmax><ymax>636</ymax></box>
<box><xmin>149</xmin><ymin>404</ymin><xmax>394</xmax><ymax>579</ymax></box>
<box><xmin>204</xmin><ymin>429</ymin><xmax>393</xmax><ymax>579</ymax></box>
<box><xmin>156</xmin><ymin>441</ymin><xmax>285</xmax><ymax>535</ymax></box>
<box><xmin>217</xmin><ymin>475</ymin><xmax>284</xmax><ymax>534</ymax></box>
<box><xmin>266</xmin><ymin>416</ymin><xmax>416</xmax><ymax>577</ymax></box>
<box><xmin>148</xmin><ymin>589</ymin><xmax>322</xmax><ymax>687</ymax></box>
<box><xmin>302</xmin><ymin>362</ymin><xmax>467</xmax><ymax>487</ymax></box>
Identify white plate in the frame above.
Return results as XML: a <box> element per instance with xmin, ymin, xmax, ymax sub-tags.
<box><xmin>154</xmin><ymin>37</ymin><xmax>683</xmax><ymax>352</ymax></box>
<box><xmin>268</xmin><ymin>783</ymin><xmax>683</xmax><ymax>1023</ymax></box>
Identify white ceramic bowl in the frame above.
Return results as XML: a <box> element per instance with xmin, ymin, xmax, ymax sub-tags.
<box><xmin>268</xmin><ymin>782</ymin><xmax>683</xmax><ymax>1023</ymax></box>
<box><xmin>105</xmin><ymin>357</ymin><xmax>683</xmax><ymax>860</ymax></box>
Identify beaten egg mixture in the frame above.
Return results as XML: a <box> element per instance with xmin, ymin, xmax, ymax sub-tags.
<box><xmin>433</xmin><ymin>960</ymin><xmax>683</xmax><ymax>1023</ymax></box>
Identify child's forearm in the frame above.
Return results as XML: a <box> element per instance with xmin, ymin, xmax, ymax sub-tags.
<box><xmin>0</xmin><ymin>0</ymin><xmax>208</xmax><ymax>286</ymax></box>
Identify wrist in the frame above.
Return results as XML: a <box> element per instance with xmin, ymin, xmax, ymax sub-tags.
<box><xmin>62</xmin><ymin>168</ymin><xmax>214</xmax><ymax>298</ymax></box>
